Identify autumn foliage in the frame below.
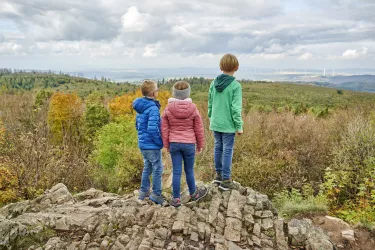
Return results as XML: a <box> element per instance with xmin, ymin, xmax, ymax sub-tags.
<box><xmin>48</xmin><ymin>92</ymin><xmax>82</xmax><ymax>141</ymax></box>
<box><xmin>108</xmin><ymin>89</ymin><xmax>170</xmax><ymax>118</ymax></box>
<box><xmin>0</xmin><ymin>165</ymin><xmax>18</xmax><ymax>204</ymax></box>
<box><xmin>0</xmin><ymin>118</ymin><xmax>5</xmax><ymax>144</ymax></box>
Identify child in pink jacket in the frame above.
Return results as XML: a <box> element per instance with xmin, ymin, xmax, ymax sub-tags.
<box><xmin>162</xmin><ymin>81</ymin><xmax>208</xmax><ymax>207</ymax></box>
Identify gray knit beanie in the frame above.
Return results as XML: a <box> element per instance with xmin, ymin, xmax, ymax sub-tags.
<box><xmin>173</xmin><ymin>85</ymin><xmax>191</xmax><ymax>100</ymax></box>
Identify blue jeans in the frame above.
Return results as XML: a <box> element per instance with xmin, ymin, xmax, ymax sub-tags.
<box><xmin>140</xmin><ymin>149</ymin><xmax>163</xmax><ymax>196</ymax></box>
<box><xmin>214</xmin><ymin>131</ymin><xmax>235</xmax><ymax>180</ymax></box>
<box><xmin>170</xmin><ymin>143</ymin><xmax>196</xmax><ymax>198</ymax></box>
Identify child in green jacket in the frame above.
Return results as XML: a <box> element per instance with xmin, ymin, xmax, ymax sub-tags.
<box><xmin>208</xmin><ymin>54</ymin><xmax>243</xmax><ymax>190</ymax></box>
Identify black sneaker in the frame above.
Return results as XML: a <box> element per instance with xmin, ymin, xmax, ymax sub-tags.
<box><xmin>219</xmin><ymin>179</ymin><xmax>240</xmax><ymax>191</ymax></box>
<box><xmin>170</xmin><ymin>198</ymin><xmax>181</xmax><ymax>208</ymax></box>
<box><xmin>190</xmin><ymin>186</ymin><xmax>208</xmax><ymax>202</ymax></box>
<box><xmin>212</xmin><ymin>173</ymin><xmax>223</xmax><ymax>184</ymax></box>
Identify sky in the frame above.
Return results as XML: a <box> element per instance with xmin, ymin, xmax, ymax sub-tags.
<box><xmin>0</xmin><ymin>0</ymin><xmax>374</xmax><ymax>71</ymax></box>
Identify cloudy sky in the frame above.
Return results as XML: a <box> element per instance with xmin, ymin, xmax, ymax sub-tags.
<box><xmin>0</xmin><ymin>0</ymin><xmax>374</xmax><ymax>71</ymax></box>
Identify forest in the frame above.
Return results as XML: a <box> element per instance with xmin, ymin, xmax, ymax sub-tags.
<box><xmin>1</xmin><ymin>70</ymin><xmax>375</xmax><ymax>231</ymax></box>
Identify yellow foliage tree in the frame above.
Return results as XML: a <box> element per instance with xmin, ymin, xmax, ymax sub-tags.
<box><xmin>0</xmin><ymin>119</ymin><xmax>5</xmax><ymax>145</ymax></box>
<box><xmin>48</xmin><ymin>92</ymin><xmax>83</xmax><ymax>142</ymax></box>
<box><xmin>108</xmin><ymin>89</ymin><xmax>170</xmax><ymax>119</ymax></box>
<box><xmin>0</xmin><ymin>166</ymin><xmax>18</xmax><ymax>204</ymax></box>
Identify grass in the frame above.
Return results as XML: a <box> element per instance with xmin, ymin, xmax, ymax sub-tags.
<box><xmin>273</xmin><ymin>188</ymin><xmax>329</xmax><ymax>218</ymax></box>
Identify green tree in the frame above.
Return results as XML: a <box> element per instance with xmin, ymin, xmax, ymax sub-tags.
<box><xmin>84</xmin><ymin>104</ymin><xmax>110</xmax><ymax>140</ymax></box>
<box><xmin>90</xmin><ymin>118</ymin><xmax>142</xmax><ymax>192</ymax></box>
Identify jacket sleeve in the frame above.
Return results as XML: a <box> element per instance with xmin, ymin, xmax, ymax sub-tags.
<box><xmin>161</xmin><ymin>108</ymin><xmax>170</xmax><ymax>149</ymax></box>
<box><xmin>194</xmin><ymin>106</ymin><xmax>205</xmax><ymax>150</ymax></box>
<box><xmin>147</xmin><ymin>106</ymin><xmax>163</xmax><ymax>147</ymax></box>
<box><xmin>231</xmin><ymin>83</ymin><xmax>244</xmax><ymax>132</ymax></box>
<box><xmin>208</xmin><ymin>83</ymin><xmax>213</xmax><ymax>118</ymax></box>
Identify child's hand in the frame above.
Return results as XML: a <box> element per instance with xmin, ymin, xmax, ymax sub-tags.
<box><xmin>197</xmin><ymin>148</ymin><xmax>203</xmax><ymax>154</ymax></box>
<box><xmin>236</xmin><ymin>130</ymin><xmax>243</xmax><ymax>136</ymax></box>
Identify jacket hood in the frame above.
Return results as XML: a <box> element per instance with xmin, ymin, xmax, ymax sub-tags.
<box><xmin>133</xmin><ymin>97</ymin><xmax>160</xmax><ymax>114</ymax></box>
<box><xmin>167</xmin><ymin>98</ymin><xmax>195</xmax><ymax>119</ymax></box>
<box><xmin>214</xmin><ymin>74</ymin><xmax>235</xmax><ymax>92</ymax></box>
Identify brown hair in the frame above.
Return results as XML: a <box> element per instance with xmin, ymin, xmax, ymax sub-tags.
<box><xmin>220</xmin><ymin>54</ymin><xmax>239</xmax><ymax>72</ymax></box>
<box><xmin>173</xmin><ymin>81</ymin><xmax>190</xmax><ymax>90</ymax></box>
<box><xmin>141</xmin><ymin>80</ymin><xmax>157</xmax><ymax>96</ymax></box>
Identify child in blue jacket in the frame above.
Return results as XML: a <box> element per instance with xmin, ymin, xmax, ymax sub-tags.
<box><xmin>132</xmin><ymin>80</ymin><xmax>164</xmax><ymax>205</ymax></box>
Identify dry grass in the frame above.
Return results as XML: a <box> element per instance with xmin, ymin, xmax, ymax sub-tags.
<box><xmin>193</xmin><ymin>105</ymin><xmax>364</xmax><ymax>195</ymax></box>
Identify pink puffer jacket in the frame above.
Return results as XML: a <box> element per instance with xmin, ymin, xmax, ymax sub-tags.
<box><xmin>161</xmin><ymin>98</ymin><xmax>205</xmax><ymax>150</ymax></box>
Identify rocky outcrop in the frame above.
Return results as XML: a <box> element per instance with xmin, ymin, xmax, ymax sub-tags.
<box><xmin>0</xmin><ymin>183</ymin><xmax>336</xmax><ymax>250</ymax></box>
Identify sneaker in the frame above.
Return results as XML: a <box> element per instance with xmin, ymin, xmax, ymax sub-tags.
<box><xmin>212</xmin><ymin>173</ymin><xmax>223</xmax><ymax>184</ymax></box>
<box><xmin>190</xmin><ymin>186</ymin><xmax>208</xmax><ymax>202</ymax></box>
<box><xmin>170</xmin><ymin>198</ymin><xmax>181</xmax><ymax>208</ymax></box>
<box><xmin>149</xmin><ymin>194</ymin><xmax>167</xmax><ymax>206</ymax></box>
<box><xmin>219</xmin><ymin>179</ymin><xmax>240</xmax><ymax>191</ymax></box>
<box><xmin>138</xmin><ymin>190</ymin><xmax>150</xmax><ymax>200</ymax></box>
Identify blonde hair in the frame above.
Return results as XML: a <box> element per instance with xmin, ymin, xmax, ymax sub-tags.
<box><xmin>220</xmin><ymin>54</ymin><xmax>239</xmax><ymax>72</ymax></box>
<box><xmin>173</xmin><ymin>81</ymin><xmax>190</xmax><ymax>90</ymax></box>
<box><xmin>141</xmin><ymin>80</ymin><xmax>157</xmax><ymax>96</ymax></box>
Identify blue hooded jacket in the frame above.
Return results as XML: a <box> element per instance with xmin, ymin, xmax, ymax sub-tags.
<box><xmin>132</xmin><ymin>97</ymin><xmax>163</xmax><ymax>150</ymax></box>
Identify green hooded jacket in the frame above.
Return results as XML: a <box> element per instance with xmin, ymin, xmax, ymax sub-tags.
<box><xmin>208</xmin><ymin>74</ymin><xmax>243</xmax><ymax>133</ymax></box>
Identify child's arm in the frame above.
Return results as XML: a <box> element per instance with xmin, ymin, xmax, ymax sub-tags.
<box><xmin>208</xmin><ymin>83</ymin><xmax>213</xmax><ymax>118</ymax></box>
<box><xmin>194</xmin><ymin>107</ymin><xmax>205</xmax><ymax>152</ymax></box>
<box><xmin>161</xmin><ymin>108</ymin><xmax>170</xmax><ymax>150</ymax></box>
<box><xmin>231</xmin><ymin>83</ymin><xmax>243</xmax><ymax>133</ymax></box>
<box><xmin>147</xmin><ymin>106</ymin><xmax>163</xmax><ymax>147</ymax></box>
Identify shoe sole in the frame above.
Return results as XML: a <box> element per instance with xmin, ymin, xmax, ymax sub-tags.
<box><xmin>170</xmin><ymin>204</ymin><xmax>181</xmax><ymax>208</ymax></box>
<box><xmin>212</xmin><ymin>180</ymin><xmax>222</xmax><ymax>184</ymax></box>
<box><xmin>219</xmin><ymin>185</ymin><xmax>231</xmax><ymax>191</ymax></box>
<box><xmin>192</xmin><ymin>188</ymin><xmax>209</xmax><ymax>203</ymax></box>
<box><xmin>185</xmin><ymin>187</ymin><xmax>209</xmax><ymax>204</ymax></box>
<box><xmin>150</xmin><ymin>197</ymin><xmax>165</xmax><ymax>206</ymax></box>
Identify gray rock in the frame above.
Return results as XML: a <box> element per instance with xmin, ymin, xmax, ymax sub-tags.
<box><xmin>342</xmin><ymin>229</ymin><xmax>355</xmax><ymax>242</ymax></box>
<box><xmin>224</xmin><ymin>217</ymin><xmax>242</xmax><ymax>242</ymax></box>
<box><xmin>243</xmin><ymin>214</ymin><xmax>255</xmax><ymax>227</ymax></box>
<box><xmin>274</xmin><ymin>219</ymin><xmax>288</xmax><ymax>250</ymax></box>
<box><xmin>261</xmin><ymin>218</ymin><xmax>274</xmax><ymax>230</ymax></box>
<box><xmin>190</xmin><ymin>231</ymin><xmax>199</xmax><ymax>242</ymax></box>
<box><xmin>156</xmin><ymin>227</ymin><xmax>169</xmax><ymax>240</ymax></box>
<box><xmin>0</xmin><ymin>182</ymin><xmax>338</xmax><ymax>250</ymax></box>
<box><xmin>227</xmin><ymin>190</ymin><xmax>246</xmax><ymax>219</ymax></box>
<box><xmin>253</xmin><ymin>223</ymin><xmax>261</xmax><ymax>237</ymax></box>
<box><xmin>208</xmin><ymin>196</ymin><xmax>222</xmax><ymax>226</ymax></box>
<box><xmin>228</xmin><ymin>241</ymin><xmax>243</xmax><ymax>250</ymax></box>
<box><xmin>288</xmin><ymin>218</ymin><xmax>335</xmax><ymax>250</ymax></box>
<box><xmin>172</xmin><ymin>220</ymin><xmax>184</xmax><ymax>234</ymax></box>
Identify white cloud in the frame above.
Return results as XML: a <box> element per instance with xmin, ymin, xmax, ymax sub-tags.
<box><xmin>298</xmin><ymin>52</ymin><xmax>313</xmax><ymax>60</ymax></box>
<box><xmin>121</xmin><ymin>6</ymin><xmax>152</xmax><ymax>32</ymax></box>
<box><xmin>0</xmin><ymin>42</ymin><xmax>24</xmax><ymax>55</ymax></box>
<box><xmin>0</xmin><ymin>0</ymin><xmax>374</xmax><ymax>69</ymax></box>
<box><xmin>0</xmin><ymin>2</ymin><xmax>20</xmax><ymax>15</ymax></box>
<box><xmin>143</xmin><ymin>44</ymin><xmax>159</xmax><ymax>57</ymax></box>
<box><xmin>342</xmin><ymin>47</ymin><xmax>368</xmax><ymax>59</ymax></box>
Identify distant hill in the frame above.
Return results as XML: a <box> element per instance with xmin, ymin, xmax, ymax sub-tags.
<box><xmin>319</xmin><ymin>75</ymin><xmax>375</xmax><ymax>92</ymax></box>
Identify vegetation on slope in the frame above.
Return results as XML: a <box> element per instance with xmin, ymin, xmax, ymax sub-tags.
<box><xmin>1</xmin><ymin>71</ymin><xmax>375</xmax><ymax>229</ymax></box>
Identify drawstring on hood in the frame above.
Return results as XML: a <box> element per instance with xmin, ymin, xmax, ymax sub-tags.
<box><xmin>214</xmin><ymin>74</ymin><xmax>235</xmax><ymax>92</ymax></box>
